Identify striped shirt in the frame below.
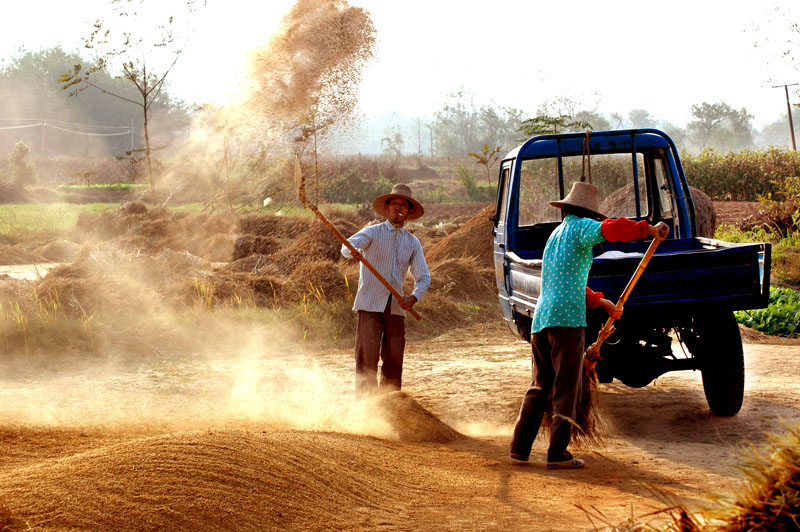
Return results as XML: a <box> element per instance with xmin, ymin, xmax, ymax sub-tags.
<box><xmin>342</xmin><ymin>220</ymin><xmax>430</xmax><ymax>316</ymax></box>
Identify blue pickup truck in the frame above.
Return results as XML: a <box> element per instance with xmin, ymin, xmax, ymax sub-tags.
<box><xmin>491</xmin><ymin>129</ymin><xmax>771</xmax><ymax>416</ymax></box>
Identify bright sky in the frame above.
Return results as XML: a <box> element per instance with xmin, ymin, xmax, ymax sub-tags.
<box><xmin>2</xmin><ymin>0</ymin><xmax>799</xmax><ymax>128</ymax></box>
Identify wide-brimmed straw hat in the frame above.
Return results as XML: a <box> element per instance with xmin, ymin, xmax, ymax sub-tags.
<box><xmin>373</xmin><ymin>183</ymin><xmax>424</xmax><ymax>220</ymax></box>
<box><xmin>549</xmin><ymin>181</ymin><xmax>606</xmax><ymax>220</ymax></box>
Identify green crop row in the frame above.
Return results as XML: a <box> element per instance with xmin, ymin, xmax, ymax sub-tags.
<box><xmin>735</xmin><ymin>286</ymin><xmax>800</xmax><ymax>337</ymax></box>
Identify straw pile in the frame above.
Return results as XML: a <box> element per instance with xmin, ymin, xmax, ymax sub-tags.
<box><xmin>601</xmin><ymin>184</ymin><xmax>717</xmax><ymax>237</ymax></box>
<box><xmin>425</xmin><ymin>204</ymin><xmax>495</xmax><ymax>268</ymax></box>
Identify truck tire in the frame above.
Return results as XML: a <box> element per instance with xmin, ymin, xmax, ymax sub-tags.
<box><xmin>694</xmin><ymin>311</ymin><xmax>744</xmax><ymax>416</ymax></box>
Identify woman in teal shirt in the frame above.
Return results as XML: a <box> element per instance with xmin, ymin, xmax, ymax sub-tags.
<box><xmin>510</xmin><ymin>181</ymin><xmax>669</xmax><ymax>469</ymax></box>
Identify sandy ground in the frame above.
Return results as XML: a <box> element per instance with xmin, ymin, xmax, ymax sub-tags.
<box><xmin>0</xmin><ymin>319</ymin><xmax>797</xmax><ymax>531</ymax></box>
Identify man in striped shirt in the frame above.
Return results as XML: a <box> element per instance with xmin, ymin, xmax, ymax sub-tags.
<box><xmin>342</xmin><ymin>184</ymin><xmax>431</xmax><ymax>399</ymax></box>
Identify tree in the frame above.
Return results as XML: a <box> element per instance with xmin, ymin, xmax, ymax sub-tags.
<box><xmin>431</xmin><ymin>89</ymin><xmax>480</xmax><ymax>157</ymax></box>
<box><xmin>518</xmin><ymin>115</ymin><xmax>592</xmax><ymax>137</ymax></box>
<box><xmin>467</xmin><ymin>144</ymin><xmax>502</xmax><ymax>190</ymax></box>
<box><xmin>59</xmin><ymin>1</ymin><xmax>201</xmax><ymax>194</ymax></box>
<box><xmin>687</xmin><ymin>101</ymin><xmax>754</xmax><ymax>152</ymax></box>
<box><xmin>760</xmin><ymin>106</ymin><xmax>800</xmax><ymax>147</ymax></box>
<box><xmin>7</xmin><ymin>141</ymin><xmax>37</xmax><ymax>188</ymax></box>
<box><xmin>628</xmin><ymin>109</ymin><xmax>656</xmax><ymax>129</ymax></box>
<box><xmin>381</xmin><ymin>125</ymin><xmax>404</xmax><ymax>158</ymax></box>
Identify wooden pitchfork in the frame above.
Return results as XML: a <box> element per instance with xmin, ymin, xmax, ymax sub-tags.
<box><xmin>585</xmin><ymin>232</ymin><xmax>666</xmax><ymax>371</ymax></box>
<box><xmin>570</xmin><ymin>232</ymin><xmax>666</xmax><ymax>446</ymax></box>
<box><xmin>294</xmin><ymin>155</ymin><xmax>422</xmax><ymax>320</ymax></box>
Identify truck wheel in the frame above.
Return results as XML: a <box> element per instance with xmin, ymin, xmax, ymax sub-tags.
<box><xmin>693</xmin><ymin>311</ymin><xmax>744</xmax><ymax>416</ymax></box>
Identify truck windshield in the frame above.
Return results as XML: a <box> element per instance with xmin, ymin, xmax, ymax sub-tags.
<box><xmin>518</xmin><ymin>153</ymin><xmax>647</xmax><ymax>225</ymax></box>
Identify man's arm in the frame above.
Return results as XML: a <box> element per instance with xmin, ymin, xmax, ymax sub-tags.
<box><xmin>408</xmin><ymin>239</ymin><xmax>431</xmax><ymax>302</ymax></box>
<box><xmin>341</xmin><ymin>226</ymin><xmax>374</xmax><ymax>260</ymax></box>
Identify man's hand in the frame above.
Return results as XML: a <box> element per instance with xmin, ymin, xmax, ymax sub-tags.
<box><xmin>350</xmin><ymin>249</ymin><xmax>363</xmax><ymax>262</ymax></box>
<box><xmin>649</xmin><ymin>221</ymin><xmax>669</xmax><ymax>241</ymax></box>
<box><xmin>599</xmin><ymin>298</ymin><xmax>622</xmax><ymax>319</ymax></box>
<box><xmin>399</xmin><ymin>295</ymin><xmax>418</xmax><ymax>310</ymax></box>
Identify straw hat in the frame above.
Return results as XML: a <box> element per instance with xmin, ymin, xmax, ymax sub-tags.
<box><xmin>373</xmin><ymin>183</ymin><xmax>424</xmax><ymax>220</ymax></box>
<box><xmin>549</xmin><ymin>181</ymin><xmax>606</xmax><ymax>220</ymax></box>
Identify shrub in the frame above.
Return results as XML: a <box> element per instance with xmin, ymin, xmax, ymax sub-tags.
<box><xmin>7</xmin><ymin>141</ymin><xmax>37</xmax><ymax>187</ymax></box>
<box><xmin>682</xmin><ymin>147</ymin><xmax>800</xmax><ymax>200</ymax></box>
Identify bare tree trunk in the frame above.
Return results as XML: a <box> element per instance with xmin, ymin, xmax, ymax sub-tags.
<box><xmin>144</xmin><ymin>108</ymin><xmax>155</xmax><ymax>196</ymax></box>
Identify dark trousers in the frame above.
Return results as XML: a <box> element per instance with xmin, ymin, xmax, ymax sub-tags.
<box><xmin>510</xmin><ymin>326</ymin><xmax>585</xmax><ymax>460</ymax></box>
<box><xmin>354</xmin><ymin>298</ymin><xmax>406</xmax><ymax>399</ymax></box>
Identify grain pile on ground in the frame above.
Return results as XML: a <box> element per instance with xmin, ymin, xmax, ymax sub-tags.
<box><xmin>367</xmin><ymin>391</ymin><xmax>465</xmax><ymax>443</ymax></box>
<box><xmin>0</xmin><ymin>430</ymin><xmax>436</xmax><ymax>532</ymax></box>
<box><xmin>601</xmin><ymin>184</ymin><xmax>717</xmax><ymax>237</ymax></box>
<box><xmin>425</xmin><ymin>204</ymin><xmax>495</xmax><ymax>268</ymax></box>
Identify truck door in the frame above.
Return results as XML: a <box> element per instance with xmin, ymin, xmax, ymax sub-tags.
<box><xmin>493</xmin><ymin>161</ymin><xmax>512</xmax><ymax>298</ymax></box>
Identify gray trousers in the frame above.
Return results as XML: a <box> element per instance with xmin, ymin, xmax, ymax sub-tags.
<box><xmin>354</xmin><ymin>297</ymin><xmax>406</xmax><ymax>399</ymax></box>
<box><xmin>510</xmin><ymin>326</ymin><xmax>585</xmax><ymax>460</ymax></box>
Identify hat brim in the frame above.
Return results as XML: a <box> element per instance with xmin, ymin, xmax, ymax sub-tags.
<box><xmin>373</xmin><ymin>194</ymin><xmax>424</xmax><ymax>220</ymax></box>
<box><xmin>549</xmin><ymin>200</ymin><xmax>606</xmax><ymax>220</ymax></box>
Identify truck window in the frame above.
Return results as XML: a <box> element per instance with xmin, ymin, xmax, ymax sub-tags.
<box><xmin>496</xmin><ymin>165</ymin><xmax>510</xmax><ymax>224</ymax></box>
<box><xmin>518</xmin><ymin>153</ymin><xmax>648</xmax><ymax>225</ymax></box>
<box><xmin>518</xmin><ymin>158</ymin><xmax>561</xmax><ymax>225</ymax></box>
<box><xmin>653</xmin><ymin>156</ymin><xmax>675</xmax><ymax>219</ymax></box>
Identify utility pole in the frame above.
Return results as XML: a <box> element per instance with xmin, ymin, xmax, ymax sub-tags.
<box><xmin>773</xmin><ymin>83</ymin><xmax>798</xmax><ymax>150</ymax></box>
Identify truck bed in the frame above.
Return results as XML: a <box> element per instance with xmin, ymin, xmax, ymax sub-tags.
<box><xmin>506</xmin><ymin>237</ymin><xmax>771</xmax><ymax>318</ymax></box>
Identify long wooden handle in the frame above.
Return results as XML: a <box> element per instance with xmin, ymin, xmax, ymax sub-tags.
<box><xmin>585</xmin><ymin>235</ymin><xmax>663</xmax><ymax>365</ymax></box>
<box><xmin>295</xmin><ymin>156</ymin><xmax>422</xmax><ymax>320</ymax></box>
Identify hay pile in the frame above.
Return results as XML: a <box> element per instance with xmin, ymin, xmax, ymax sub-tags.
<box><xmin>425</xmin><ymin>205</ymin><xmax>495</xmax><ymax>268</ymax></box>
<box><xmin>601</xmin><ymin>184</ymin><xmax>717</xmax><ymax>237</ymax></box>
<box><xmin>0</xmin><ymin>244</ymin><xmax>47</xmax><ymax>265</ymax></box>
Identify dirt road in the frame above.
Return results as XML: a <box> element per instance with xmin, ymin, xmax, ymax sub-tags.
<box><xmin>0</xmin><ymin>320</ymin><xmax>798</xmax><ymax>531</ymax></box>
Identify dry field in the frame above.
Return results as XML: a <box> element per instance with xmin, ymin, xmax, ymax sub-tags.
<box><xmin>0</xmin><ymin>200</ymin><xmax>796</xmax><ymax>531</ymax></box>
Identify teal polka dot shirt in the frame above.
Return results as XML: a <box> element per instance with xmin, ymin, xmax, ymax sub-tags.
<box><xmin>531</xmin><ymin>214</ymin><xmax>605</xmax><ymax>333</ymax></box>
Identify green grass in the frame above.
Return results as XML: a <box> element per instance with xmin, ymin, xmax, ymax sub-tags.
<box><xmin>0</xmin><ymin>202</ymin><xmax>120</xmax><ymax>245</ymax></box>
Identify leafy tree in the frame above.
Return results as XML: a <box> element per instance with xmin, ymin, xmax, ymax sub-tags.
<box><xmin>431</xmin><ymin>89</ymin><xmax>480</xmax><ymax>157</ymax></box>
<box><xmin>661</xmin><ymin>122</ymin><xmax>688</xmax><ymax>150</ymax></box>
<box><xmin>574</xmin><ymin>110</ymin><xmax>610</xmax><ymax>131</ymax></box>
<box><xmin>518</xmin><ymin>115</ymin><xmax>592</xmax><ymax>137</ymax></box>
<box><xmin>430</xmin><ymin>91</ymin><xmax>523</xmax><ymax>156</ymax></box>
<box><xmin>467</xmin><ymin>144</ymin><xmax>501</xmax><ymax>190</ymax></box>
<box><xmin>687</xmin><ymin>101</ymin><xmax>754</xmax><ymax>153</ymax></box>
<box><xmin>760</xmin><ymin>106</ymin><xmax>800</xmax><ymax>148</ymax></box>
<box><xmin>7</xmin><ymin>141</ymin><xmax>37</xmax><ymax>187</ymax></box>
<box><xmin>381</xmin><ymin>125</ymin><xmax>404</xmax><ymax>158</ymax></box>
<box><xmin>628</xmin><ymin>109</ymin><xmax>656</xmax><ymax>128</ymax></box>
<box><xmin>59</xmin><ymin>1</ymin><xmax>200</xmax><ymax>194</ymax></box>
